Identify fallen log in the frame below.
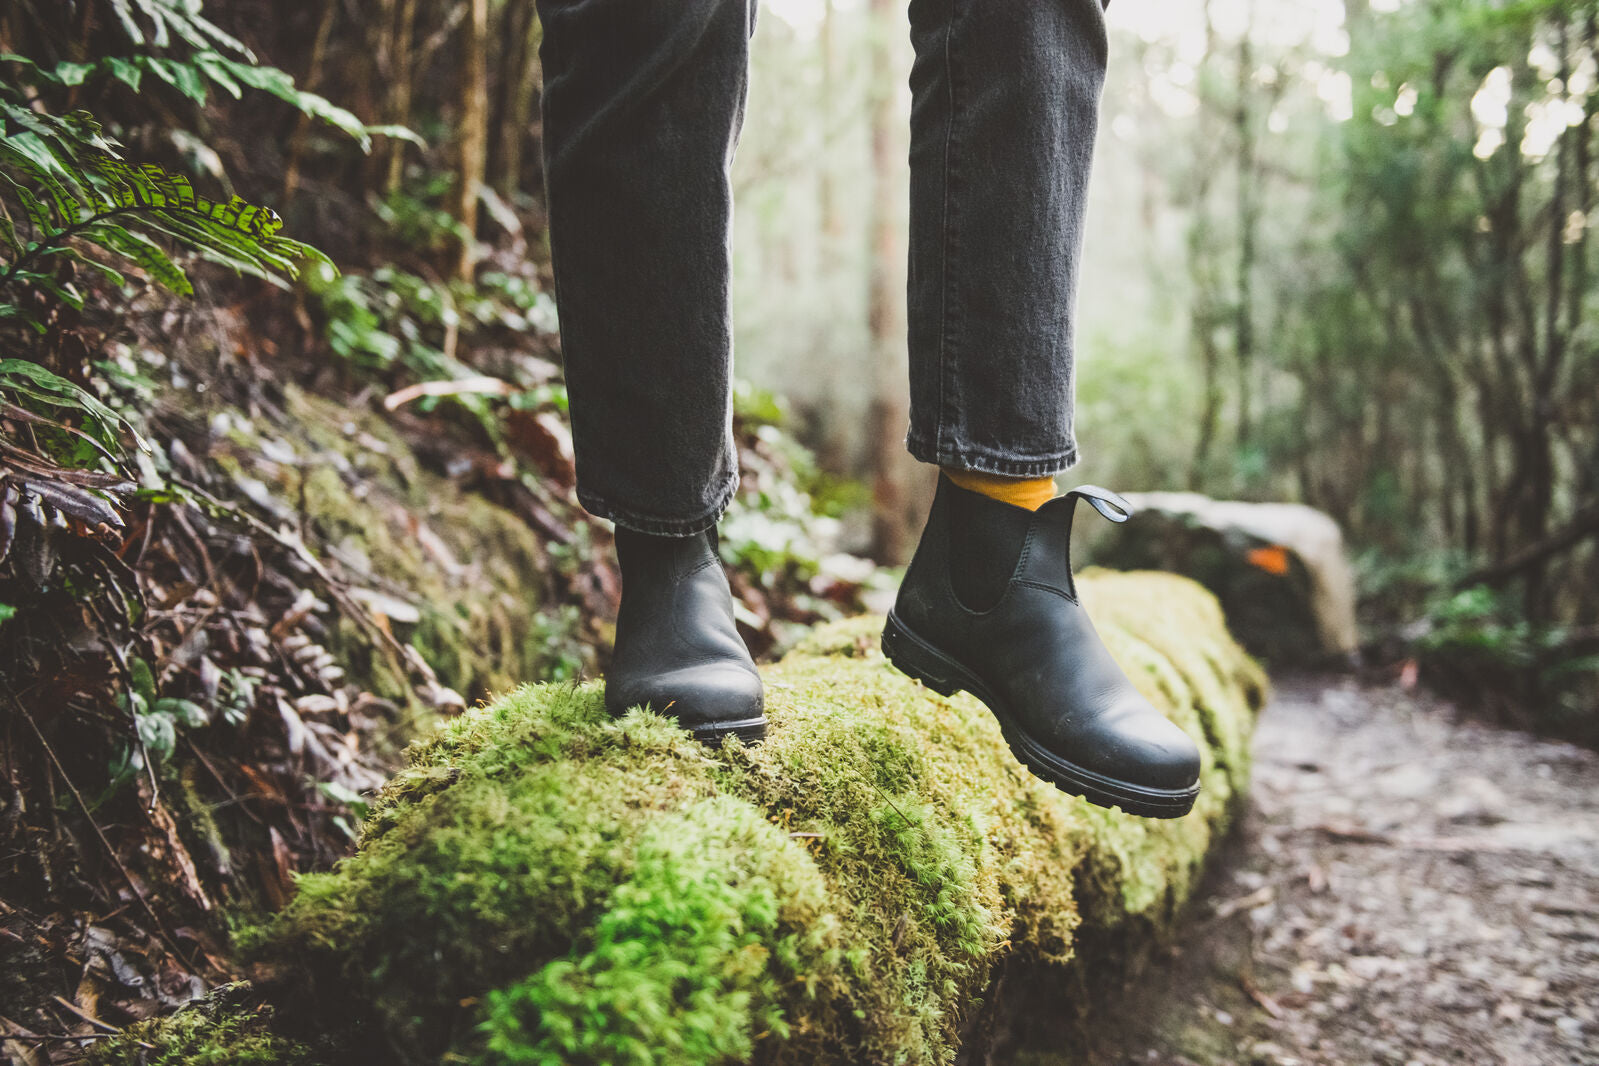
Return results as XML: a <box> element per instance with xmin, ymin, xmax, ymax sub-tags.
<box><xmin>98</xmin><ymin>571</ymin><xmax>1267</xmax><ymax>1066</ymax></box>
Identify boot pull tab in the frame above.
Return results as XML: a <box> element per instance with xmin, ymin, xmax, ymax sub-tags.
<box><xmin>1064</xmin><ymin>485</ymin><xmax>1135</xmax><ymax>524</ymax></box>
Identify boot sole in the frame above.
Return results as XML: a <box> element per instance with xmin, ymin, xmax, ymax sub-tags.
<box><xmin>688</xmin><ymin>716</ymin><xmax>768</xmax><ymax>747</ymax></box>
<box><xmin>881</xmin><ymin>611</ymin><xmax>1198</xmax><ymax>819</ymax></box>
<box><xmin>604</xmin><ymin>698</ymin><xmax>768</xmax><ymax>747</ymax></box>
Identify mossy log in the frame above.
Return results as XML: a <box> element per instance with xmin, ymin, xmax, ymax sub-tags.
<box><xmin>245</xmin><ymin>570</ymin><xmax>1266</xmax><ymax>1066</ymax></box>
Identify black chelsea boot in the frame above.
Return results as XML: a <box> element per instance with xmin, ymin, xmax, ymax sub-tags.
<box><xmin>605</xmin><ymin>526</ymin><xmax>766</xmax><ymax>745</ymax></box>
<box><xmin>882</xmin><ymin>475</ymin><xmax>1201</xmax><ymax>818</ymax></box>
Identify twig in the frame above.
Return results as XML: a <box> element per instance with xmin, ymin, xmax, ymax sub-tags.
<box><xmin>869</xmin><ymin>780</ymin><xmax>914</xmax><ymax>829</ymax></box>
<box><xmin>9</xmin><ymin>694</ymin><xmax>196</xmax><ymax>972</ymax></box>
<box><xmin>1212</xmin><ymin>884</ymin><xmax>1275</xmax><ymax>922</ymax></box>
<box><xmin>74</xmin><ymin>589</ymin><xmax>158</xmax><ymax>812</ymax></box>
<box><xmin>50</xmin><ymin>996</ymin><xmax>120</xmax><ymax>1034</ymax></box>
<box><xmin>1310</xmin><ymin>822</ymin><xmax>1394</xmax><ymax>846</ymax></box>
<box><xmin>0</xmin><ymin>403</ymin><xmax>124</xmax><ymax>468</ymax></box>
<box><xmin>381</xmin><ymin>375</ymin><xmax>516</xmax><ymax>411</ymax></box>
<box><xmin>1239</xmin><ymin>973</ymin><xmax>1285</xmax><ymax>1020</ymax></box>
<box><xmin>184</xmin><ymin>737</ymin><xmax>265</xmax><ymax>826</ymax></box>
<box><xmin>3</xmin><ymin>1006</ymin><xmax>151</xmax><ymax>1050</ymax></box>
<box><xmin>8</xmin><ymin>1033</ymin><xmax>125</xmax><ymax>1045</ymax></box>
<box><xmin>175</xmin><ymin>478</ymin><xmax>415</xmax><ymax>687</ymax></box>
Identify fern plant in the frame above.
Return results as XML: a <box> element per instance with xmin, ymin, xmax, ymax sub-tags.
<box><xmin>0</xmin><ymin>101</ymin><xmax>329</xmax><ymax>332</ymax></box>
<box><xmin>0</xmin><ymin>0</ymin><xmax>339</xmax><ymax>596</ymax></box>
<box><xmin>0</xmin><ymin>0</ymin><xmax>422</xmax><ymax>335</ymax></box>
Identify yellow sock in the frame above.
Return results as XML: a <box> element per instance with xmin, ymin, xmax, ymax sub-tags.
<box><xmin>941</xmin><ymin>468</ymin><xmax>1057</xmax><ymax>511</ymax></box>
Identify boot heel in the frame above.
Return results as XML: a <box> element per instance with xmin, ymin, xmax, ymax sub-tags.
<box><xmin>881</xmin><ymin>613</ymin><xmax>962</xmax><ymax>697</ymax></box>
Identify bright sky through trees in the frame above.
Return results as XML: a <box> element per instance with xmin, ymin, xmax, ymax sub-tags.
<box><xmin>764</xmin><ymin>0</ymin><xmax>1359</xmax><ymax>119</ymax></box>
<box><xmin>760</xmin><ymin>0</ymin><xmax>1588</xmax><ymax>162</ymax></box>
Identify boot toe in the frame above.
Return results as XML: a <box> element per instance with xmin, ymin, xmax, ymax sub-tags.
<box><xmin>606</xmin><ymin>661</ymin><xmax>765</xmax><ymax>732</ymax></box>
<box><xmin>1093</xmin><ymin>699</ymin><xmax>1201</xmax><ymax>792</ymax></box>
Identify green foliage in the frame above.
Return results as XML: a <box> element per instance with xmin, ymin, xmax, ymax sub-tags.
<box><xmin>720</xmin><ymin>460</ymin><xmax>839</xmax><ymax>587</ymax></box>
<box><xmin>1420</xmin><ymin>585</ymin><xmax>1536</xmax><ymax>663</ymax></box>
<box><xmin>1</xmin><ymin>0</ymin><xmax>402</xmax><ymax>149</ymax></box>
<box><xmin>1418</xmin><ymin>583</ymin><xmax>1599</xmax><ymax>743</ymax></box>
<box><xmin>99</xmin><ymin>0</ymin><xmax>251</xmax><ymax>58</ymax></box>
<box><xmin>104</xmin><ymin>654</ymin><xmax>212</xmax><ymax>796</ymax></box>
<box><xmin>722</xmin><ymin>382</ymin><xmax>871</xmax><ymax>599</ymax></box>
<box><xmin>370</xmin><ymin>176</ymin><xmax>473</xmax><ymax>254</ymax></box>
<box><xmin>304</xmin><ymin>263</ymin><xmax>511</xmax><ymax>449</ymax></box>
<box><xmin>308</xmin><ymin>263</ymin><xmax>557</xmax><ymax>379</ymax></box>
<box><xmin>0</xmin><ymin>358</ymin><xmax>138</xmax><ymax>453</ymax></box>
<box><xmin>302</xmin><ymin>258</ymin><xmax>570</xmax><ymax>460</ymax></box>
<box><xmin>0</xmin><ymin>0</ymin><xmax>405</xmax><ymax>344</ymax></box>
<box><xmin>0</xmin><ymin>99</ymin><xmax>330</xmax><ymax>329</ymax></box>
<box><xmin>84</xmin><ymin>982</ymin><xmax>312</xmax><ymax>1066</ymax></box>
<box><xmin>248</xmin><ymin>573</ymin><xmax>1266</xmax><ymax>1065</ymax></box>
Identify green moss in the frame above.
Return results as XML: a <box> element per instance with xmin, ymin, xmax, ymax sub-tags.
<box><xmin>85</xmin><ymin>984</ymin><xmax>311</xmax><ymax>1066</ymax></box>
<box><xmin>251</xmin><ymin>572</ymin><xmax>1266</xmax><ymax>1065</ymax></box>
<box><xmin>481</xmin><ymin>796</ymin><xmax>840</xmax><ymax>1065</ymax></box>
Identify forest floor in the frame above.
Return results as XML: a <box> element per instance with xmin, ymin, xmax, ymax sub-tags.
<box><xmin>1081</xmin><ymin>670</ymin><xmax>1599</xmax><ymax>1066</ymax></box>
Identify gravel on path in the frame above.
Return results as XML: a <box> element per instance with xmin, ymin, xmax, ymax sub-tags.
<box><xmin>1083</xmin><ymin>671</ymin><xmax>1599</xmax><ymax>1066</ymax></box>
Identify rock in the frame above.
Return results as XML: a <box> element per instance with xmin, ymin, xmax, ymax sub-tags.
<box><xmin>1087</xmin><ymin>491</ymin><xmax>1359</xmax><ymax>665</ymax></box>
<box><xmin>248</xmin><ymin>572</ymin><xmax>1268</xmax><ymax>1066</ymax></box>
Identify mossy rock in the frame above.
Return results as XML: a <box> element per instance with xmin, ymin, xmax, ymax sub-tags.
<box><xmin>252</xmin><ymin>571</ymin><xmax>1266</xmax><ymax>1065</ymax></box>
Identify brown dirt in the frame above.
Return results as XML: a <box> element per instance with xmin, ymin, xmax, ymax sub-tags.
<box><xmin>1080</xmin><ymin>670</ymin><xmax>1599</xmax><ymax>1066</ymax></box>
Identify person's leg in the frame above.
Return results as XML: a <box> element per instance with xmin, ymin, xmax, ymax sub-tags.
<box><xmin>537</xmin><ymin>0</ymin><xmax>765</xmax><ymax>743</ymax></box>
<box><xmin>537</xmin><ymin>0</ymin><xmax>755</xmax><ymax>535</ymax></box>
<box><xmin>888</xmin><ymin>0</ymin><xmax>1202</xmax><ymax>817</ymax></box>
<box><xmin>905</xmin><ymin>0</ymin><xmax>1106</xmax><ymax>482</ymax></box>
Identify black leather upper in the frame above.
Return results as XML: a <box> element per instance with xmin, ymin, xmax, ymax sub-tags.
<box><xmin>893</xmin><ymin>476</ymin><xmax>1201</xmax><ymax>792</ymax></box>
<box><xmin>605</xmin><ymin>527</ymin><xmax>764</xmax><ymax>730</ymax></box>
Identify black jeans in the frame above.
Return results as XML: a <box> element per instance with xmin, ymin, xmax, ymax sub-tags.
<box><xmin>537</xmin><ymin>0</ymin><xmax>1109</xmax><ymax>535</ymax></box>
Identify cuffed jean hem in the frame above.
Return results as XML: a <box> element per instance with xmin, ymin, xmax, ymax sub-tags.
<box><xmin>577</xmin><ymin>468</ymin><xmax>741</xmax><ymax>537</ymax></box>
<box><xmin>906</xmin><ymin>433</ymin><xmax>1081</xmax><ymax>479</ymax></box>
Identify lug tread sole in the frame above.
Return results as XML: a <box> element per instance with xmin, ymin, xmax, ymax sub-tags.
<box><xmin>881</xmin><ymin>611</ymin><xmax>1199</xmax><ymax>819</ymax></box>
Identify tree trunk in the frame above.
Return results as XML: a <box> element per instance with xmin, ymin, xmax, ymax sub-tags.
<box><xmin>1232</xmin><ymin>3</ymin><xmax>1258</xmax><ymax>456</ymax></box>
<box><xmin>455</xmin><ymin>0</ymin><xmax>490</xmax><ymax>281</ymax></box>
<box><xmin>495</xmin><ymin>0</ymin><xmax>543</xmax><ymax>198</ymax></box>
<box><xmin>281</xmin><ymin>0</ymin><xmax>338</xmax><ymax>201</ymax></box>
<box><xmin>384</xmin><ymin>0</ymin><xmax>419</xmax><ymax>196</ymax></box>
<box><xmin>1187</xmin><ymin>0</ymin><xmax>1221</xmax><ymax>490</ymax></box>
<box><xmin>866</xmin><ymin>0</ymin><xmax>918</xmax><ymax>562</ymax></box>
<box><xmin>818</xmin><ymin>0</ymin><xmax>845</xmax><ymax>262</ymax></box>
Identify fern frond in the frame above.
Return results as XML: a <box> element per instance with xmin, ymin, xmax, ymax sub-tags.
<box><xmin>0</xmin><ymin>214</ymin><xmax>20</xmax><ymax>257</ymax></box>
<box><xmin>84</xmin><ymin>222</ymin><xmax>192</xmax><ymax>296</ymax></box>
<box><xmin>110</xmin><ymin>0</ymin><xmax>255</xmax><ymax>62</ymax></box>
<box><xmin>0</xmin><ymin>359</ymin><xmax>145</xmax><ymax>452</ymax></box>
<box><xmin>0</xmin><ymin>118</ymin><xmax>327</xmax><ymax>305</ymax></box>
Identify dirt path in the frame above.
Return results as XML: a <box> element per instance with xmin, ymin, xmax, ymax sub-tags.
<box><xmin>1085</xmin><ymin>671</ymin><xmax>1599</xmax><ymax>1066</ymax></box>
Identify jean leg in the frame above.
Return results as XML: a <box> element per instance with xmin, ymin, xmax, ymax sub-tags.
<box><xmin>536</xmin><ymin>0</ymin><xmax>756</xmax><ymax>535</ymax></box>
<box><xmin>905</xmin><ymin>0</ymin><xmax>1109</xmax><ymax>476</ymax></box>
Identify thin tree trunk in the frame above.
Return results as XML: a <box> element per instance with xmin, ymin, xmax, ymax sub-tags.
<box><xmin>1232</xmin><ymin>3</ymin><xmax>1259</xmax><ymax>455</ymax></box>
<box><xmin>281</xmin><ymin>0</ymin><xmax>338</xmax><ymax>201</ymax></box>
<box><xmin>1187</xmin><ymin>0</ymin><xmax>1221</xmax><ymax>490</ymax></box>
<box><xmin>818</xmin><ymin>0</ymin><xmax>845</xmax><ymax>262</ymax></box>
<box><xmin>1571</xmin><ymin>11</ymin><xmax>1598</xmax><ymax>624</ymax></box>
<box><xmin>866</xmin><ymin>0</ymin><xmax>915</xmax><ymax>562</ymax></box>
<box><xmin>385</xmin><ymin>0</ymin><xmax>420</xmax><ymax>196</ymax></box>
<box><xmin>455</xmin><ymin>0</ymin><xmax>490</xmax><ymax>281</ymax></box>
<box><xmin>495</xmin><ymin>0</ymin><xmax>542</xmax><ymax>197</ymax></box>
